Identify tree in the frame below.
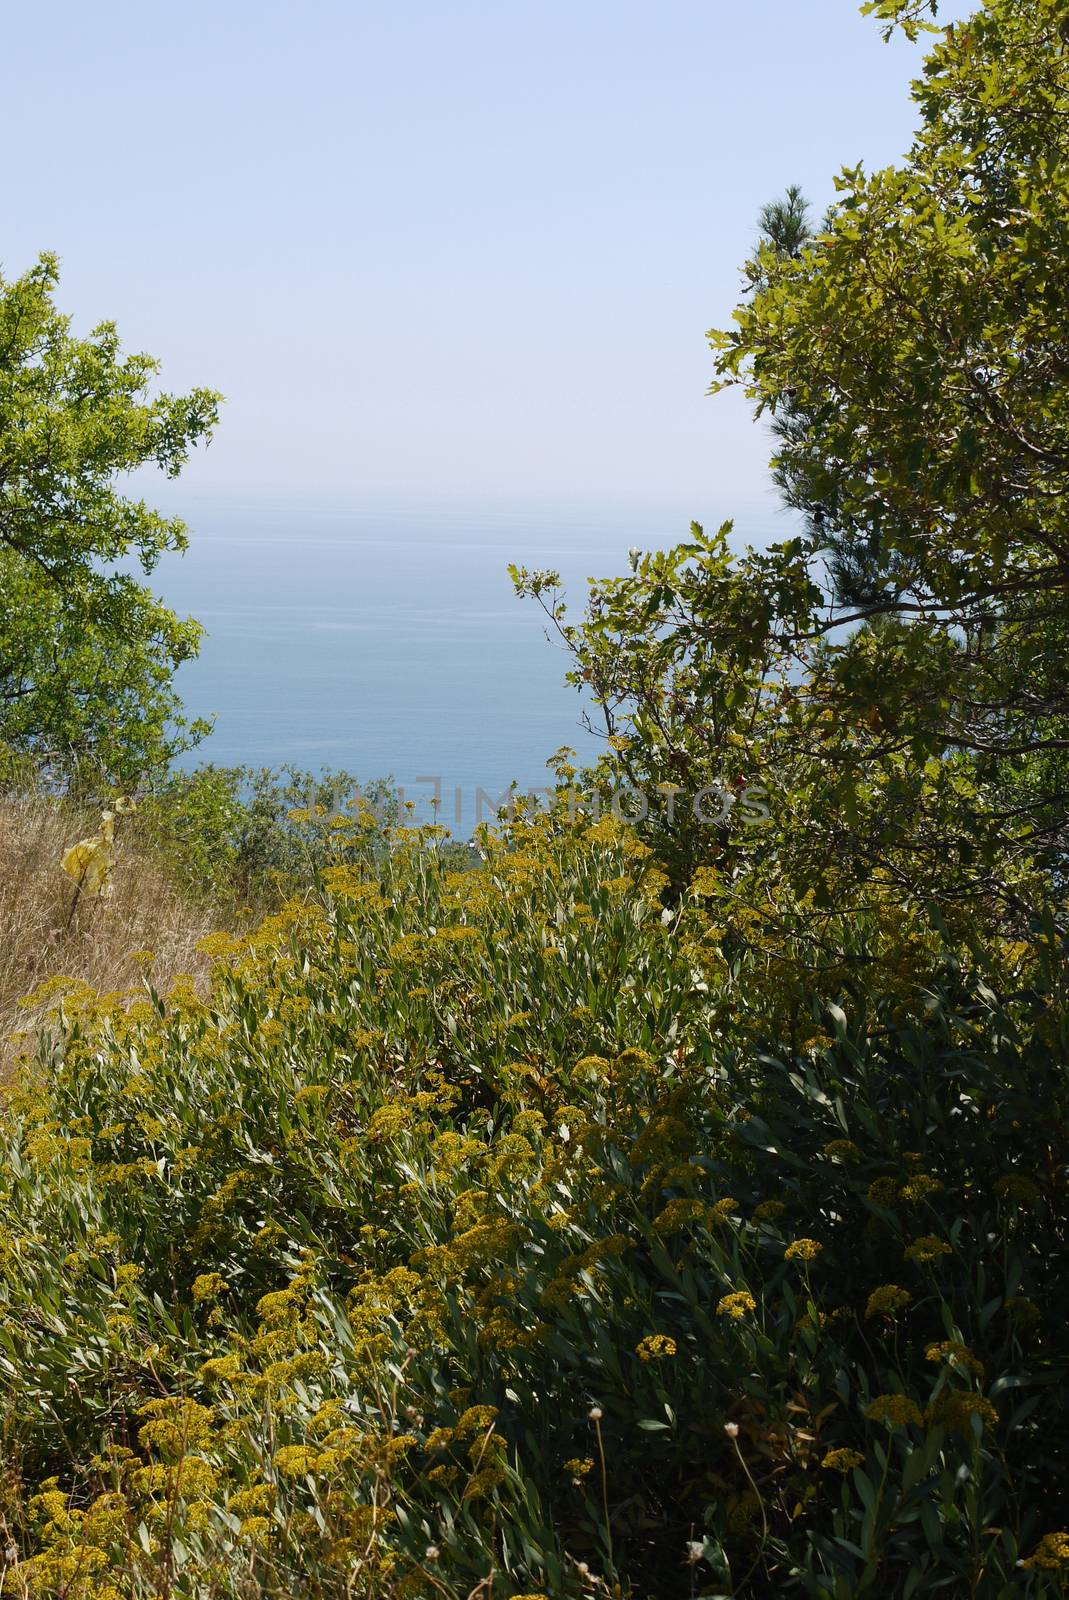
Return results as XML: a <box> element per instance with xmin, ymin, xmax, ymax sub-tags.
<box><xmin>516</xmin><ymin>0</ymin><xmax>1069</xmax><ymax>953</ymax></box>
<box><xmin>0</xmin><ymin>253</ymin><xmax>221</xmax><ymax>781</ymax></box>
<box><xmin>710</xmin><ymin>0</ymin><xmax>1069</xmax><ymax>892</ymax></box>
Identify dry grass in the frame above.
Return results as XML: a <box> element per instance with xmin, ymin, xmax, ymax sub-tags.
<box><xmin>0</xmin><ymin>789</ymin><xmax>220</xmax><ymax>1078</ymax></box>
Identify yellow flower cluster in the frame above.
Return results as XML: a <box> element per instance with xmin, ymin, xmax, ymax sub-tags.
<box><xmin>1004</xmin><ymin>1295</ymin><xmax>1040</xmax><ymax>1328</ymax></box>
<box><xmin>652</xmin><ymin>1197</ymin><xmax>706</xmax><ymax>1235</ymax></box>
<box><xmin>924</xmin><ymin>1341</ymin><xmax>985</xmax><ymax>1379</ymax></box>
<box><xmin>994</xmin><ymin>1174</ymin><xmax>1042</xmax><ymax>1206</ymax></box>
<box><xmin>689</xmin><ymin>867</ymin><xmax>720</xmax><ymax>898</ymax></box>
<box><xmin>898</xmin><ymin>1173</ymin><xmax>943</xmax><ymax>1203</ymax></box>
<box><xmin>784</xmin><ymin>1237</ymin><xmax>822</xmax><ymax>1262</ymax></box>
<box><xmin>864</xmin><ymin>1394</ymin><xmax>923</xmax><ymax>1428</ymax></box>
<box><xmin>717</xmin><ymin>1291</ymin><xmax>757</xmax><ymax>1320</ymax></box>
<box><xmin>274</xmin><ymin>1444</ymin><xmax>320</xmax><ymax>1477</ymax></box>
<box><xmin>924</xmin><ymin>1392</ymin><xmax>998</xmax><ymax>1435</ymax></box>
<box><xmin>823</xmin><ymin>1139</ymin><xmax>862</xmax><ymax>1164</ymax></box>
<box><xmin>903</xmin><ymin>1234</ymin><xmax>951</xmax><ymax>1263</ymax></box>
<box><xmin>1021</xmin><ymin>1533</ymin><xmax>1069</xmax><ymax>1571</ymax></box>
<box><xmin>865</xmin><ymin>1284</ymin><xmax>912</xmax><ymax>1319</ymax></box>
<box><xmin>191</xmin><ymin>1271</ymin><xmax>229</xmax><ymax>1302</ymax></box>
<box><xmin>636</xmin><ymin>1333</ymin><xmax>677</xmax><ymax>1361</ymax></box>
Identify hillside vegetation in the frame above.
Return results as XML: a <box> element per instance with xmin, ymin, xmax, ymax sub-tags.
<box><xmin>1</xmin><ymin>809</ymin><xmax>1066</xmax><ymax>1599</ymax></box>
<box><xmin>0</xmin><ymin>788</ymin><xmax>215</xmax><ymax>1075</ymax></box>
<box><xmin>3</xmin><ymin>0</ymin><xmax>1069</xmax><ymax>1594</ymax></box>
<box><xmin>0</xmin><ymin>762</ymin><xmax>411</xmax><ymax>1069</ymax></box>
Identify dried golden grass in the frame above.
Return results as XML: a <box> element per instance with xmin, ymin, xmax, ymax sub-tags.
<box><xmin>0</xmin><ymin>790</ymin><xmax>219</xmax><ymax>1078</ymax></box>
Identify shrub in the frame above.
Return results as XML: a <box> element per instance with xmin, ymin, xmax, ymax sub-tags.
<box><xmin>135</xmin><ymin>763</ymin><xmax>406</xmax><ymax>908</ymax></box>
<box><xmin>0</xmin><ymin>808</ymin><xmax>1066</xmax><ymax>1596</ymax></box>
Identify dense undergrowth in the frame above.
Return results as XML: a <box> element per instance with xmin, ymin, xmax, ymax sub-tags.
<box><xmin>1</xmin><ymin>806</ymin><xmax>1066</xmax><ymax>1598</ymax></box>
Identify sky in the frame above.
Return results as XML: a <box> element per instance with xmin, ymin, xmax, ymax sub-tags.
<box><xmin>2</xmin><ymin>0</ymin><xmax>968</xmax><ymax>520</ymax></box>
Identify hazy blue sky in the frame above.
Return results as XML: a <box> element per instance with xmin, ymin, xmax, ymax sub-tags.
<box><xmin>3</xmin><ymin>1</ymin><xmax>966</xmax><ymax>518</ymax></box>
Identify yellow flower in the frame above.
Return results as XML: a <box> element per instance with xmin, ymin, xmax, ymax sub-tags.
<box><xmin>194</xmin><ymin>932</ymin><xmax>242</xmax><ymax>959</ymax></box>
<box><xmin>294</xmin><ymin>1085</ymin><xmax>328</xmax><ymax>1107</ymax></box>
<box><xmin>822</xmin><ymin>1448</ymin><xmax>864</xmax><ymax>1473</ymax></box>
<box><xmin>138</xmin><ymin>1398</ymin><xmax>214</xmax><ymax>1458</ymax></box>
<box><xmin>717</xmin><ymin>1291</ymin><xmax>757</xmax><ymax>1320</ymax></box>
<box><xmin>636</xmin><ymin>1333</ymin><xmax>677</xmax><ymax>1361</ymax></box>
<box><xmin>512</xmin><ymin>1109</ymin><xmax>546</xmax><ymax>1138</ymax></box>
<box><xmin>1004</xmin><ymin>1295</ymin><xmax>1040</xmax><ymax>1328</ymax></box>
<box><xmin>689</xmin><ymin>867</ymin><xmax>719</xmax><ymax>897</ymax></box>
<box><xmin>899</xmin><ymin>1173</ymin><xmax>942</xmax><ymax>1202</ymax></box>
<box><xmin>904</xmin><ymin>1234</ymin><xmax>951</xmax><ymax>1264</ymax></box>
<box><xmin>199</xmin><ymin>1354</ymin><xmax>242</xmax><ymax>1384</ymax></box>
<box><xmin>823</xmin><ymin>1139</ymin><xmax>862</xmax><ymax>1164</ymax></box>
<box><xmin>191</xmin><ymin>1272</ymin><xmax>229</xmax><ymax>1303</ymax></box>
<box><xmin>864</xmin><ymin>1394</ymin><xmax>923</xmax><ymax>1428</ymax></box>
<box><xmin>652</xmin><ymin>1197</ymin><xmax>706</xmax><ymax>1235</ymax></box>
<box><xmin>462</xmin><ymin>1465</ymin><xmax>506</xmax><ymax>1500</ymax></box>
<box><xmin>367</xmin><ymin>1103</ymin><xmax>413</xmax><ymax>1141</ymax></box>
<box><xmin>865</xmin><ymin>1283</ymin><xmax>912</xmax><ymax>1319</ymax></box>
<box><xmin>867</xmin><ymin>1177</ymin><xmax>900</xmax><ymax>1206</ymax></box>
<box><xmin>924</xmin><ymin>1392</ymin><xmax>998</xmax><ymax>1435</ymax></box>
<box><xmin>1021</xmin><ymin>1533</ymin><xmax>1069</xmax><ymax>1571</ymax></box>
<box><xmin>563</xmin><ymin>1457</ymin><xmax>593</xmax><ymax>1479</ymax></box>
<box><xmin>454</xmin><ymin>1405</ymin><xmax>498</xmax><ymax>1437</ymax></box>
<box><xmin>994</xmin><ymin>1174</ymin><xmax>1042</xmax><ymax>1207</ymax></box>
<box><xmin>273</xmin><ymin>1445</ymin><xmax>319</xmax><ymax>1477</ymax></box>
<box><xmin>229</xmin><ymin>1483</ymin><xmax>276</xmax><ymax>1517</ymax></box>
<box><xmin>784</xmin><ymin>1237</ymin><xmax>822</xmax><ymax>1262</ymax></box>
<box><xmin>924</xmin><ymin>1341</ymin><xmax>985</xmax><ymax>1379</ymax></box>
<box><xmin>753</xmin><ymin>1200</ymin><xmax>786</xmax><ymax>1222</ymax></box>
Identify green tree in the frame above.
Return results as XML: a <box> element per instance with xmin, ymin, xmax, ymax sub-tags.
<box><xmin>710</xmin><ymin>0</ymin><xmax>1069</xmax><ymax>892</ymax></box>
<box><xmin>0</xmin><ymin>253</ymin><xmax>221</xmax><ymax>781</ymax></box>
<box><xmin>517</xmin><ymin>0</ymin><xmax>1069</xmax><ymax>942</ymax></box>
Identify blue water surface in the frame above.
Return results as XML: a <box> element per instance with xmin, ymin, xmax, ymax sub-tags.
<box><xmin>156</xmin><ymin>498</ymin><xmax>766</xmax><ymax>835</ymax></box>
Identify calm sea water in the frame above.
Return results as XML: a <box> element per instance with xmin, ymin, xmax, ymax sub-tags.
<box><xmin>156</xmin><ymin>499</ymin><xmax>762</xmax><ymax>836</ymax></box>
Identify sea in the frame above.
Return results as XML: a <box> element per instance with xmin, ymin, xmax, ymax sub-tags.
<box><xmin>156</xmin><ymin>498</ymin><xmax>769</xmax><ymax>837</ymax></box>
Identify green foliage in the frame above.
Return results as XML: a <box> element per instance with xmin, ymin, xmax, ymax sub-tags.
<box><xmin>859</xmin><ymin>0</ymin><xmax>941</xmax><ymax>42</ymax></box>
<box><xmin>0</xmin><ymin>813</ymin><xmax>1067</xmax><ymax>1597</ymax></box>
<box><xmin>513</xmin><ymin>520</ymin><xmax>1043</xmax><ymax>975</ymax></box>
<box><xmin>0</xmin><ymin>254</ymin><xmax>220</xmax><ymax>780</ymax></box>
<box><xmin>137</xmin><ymin>765</ymin><xmax>408</xmax><ymax>908</ymax></box>
<box><xmin>708</xmin><ymin>0</ymin><xmax>1069</xmax><ymax>894</ymax></box>
<box><xmin>513</xmin><ymin>0</ymin><xmax>1069</xmax><ymax>933</ymax></box>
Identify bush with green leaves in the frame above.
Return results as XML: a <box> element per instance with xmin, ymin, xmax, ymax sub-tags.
<box><xmin>0</xmin><ymin>255</ymin><xmax>219</xmax><ymax>781</ymax></box>
<box><xmin>1</xmin><ymin>808</ymin><xmax>1066</xmax><ymax>1598</ymax></box>
<box><xmin>136</xmin><ymin>765</ymin><xmax>410</xmax><ymax>908</ymax></box>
